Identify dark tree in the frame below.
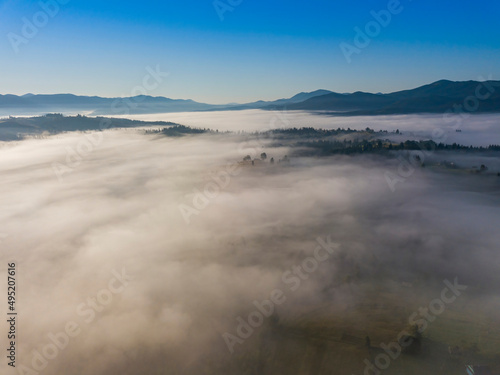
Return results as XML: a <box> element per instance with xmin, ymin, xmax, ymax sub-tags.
<box><xmin>365</xmin><ymin>336</ymin><xmax>371</xmax><ymax>348</ymax></box>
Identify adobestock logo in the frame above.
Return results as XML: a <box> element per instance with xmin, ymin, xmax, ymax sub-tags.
<box><xmin>222</xmin><ymin>236</ymin><xmax>339</xmax><ymax>354</ymax></box>
<box><xmin>355</xmin><ymin>278</ymin><xmax>467</xmax><ymax>375</ymax></box>
<box><xmin>213</xmin><ymin>0</ymin><xmax>243</xmax><ymax>21</ymax></box>
<box><xmin>7</xmin><ymin>0</ymin><xmax>70</xmax><ymax>54</ymax></box>
<box><xmin>50</xmin><ymin>64</ymin><xmax>169</xmax><ymax>183</ymax></box>
<box><xmin>17</xmin><ymin>268</ymin><xmax>132</xmax><ymax>375</ymax></box>
<box><xmin>384</xmin><ymin>75</ymin><xmax>499</xmax><ymax>192</ymax></box>
<box><xmin>340</xmin><ymin>0</ymin><xmax>406</xmax><ymax>64</ymax></box>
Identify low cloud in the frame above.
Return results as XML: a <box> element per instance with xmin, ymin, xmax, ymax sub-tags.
<box><xmin>0</xmin><ymin>126</ymin><xmax>499</xmax><ymax>374</ymax></box>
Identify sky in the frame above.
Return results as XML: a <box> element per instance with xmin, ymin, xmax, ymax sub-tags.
<box><xmin>1</xmin><ymin>0</ymin><xmax>499</xmax><ymax>104</ymax></box>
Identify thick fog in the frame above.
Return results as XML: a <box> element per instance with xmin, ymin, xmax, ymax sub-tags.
<box><xmin>1</xmin><ymin>127</ymin><xmax>499</xmax><ymax>374</ymax></box>
<box><xmin>113</xmin><ymin>110</ymin><xmax>500</xmax><ymax>147</ymax></box>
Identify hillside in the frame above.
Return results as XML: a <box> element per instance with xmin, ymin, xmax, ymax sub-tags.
<box><xmin>275</xmin><ymin>80</ymin><xmax>500</xmax><ymax>115</ymax></box>
<box><xmin>1</xmin><ymin>80</ymin><xmax>499</xmax><ymax>116</ymax></box>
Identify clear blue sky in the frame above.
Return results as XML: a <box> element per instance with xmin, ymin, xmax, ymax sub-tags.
<box><xmin>1</xmin><ymin>0</ymin><xmax>499</xmax><ymax>104</ymax></box>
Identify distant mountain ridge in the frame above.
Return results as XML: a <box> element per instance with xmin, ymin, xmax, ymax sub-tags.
<box><xmin>1</xmin><ymin>80</ymin><xmax>499</xmax><ymax>116</ymax></box>
<box><xmin>0</xmin><ymin>93</ymin><xmax>221</xmax><ymax>115</ymax></box>
<box><xmin>210</xmin><ymin>89</ymin><xmax>334</xmax><ymax>110</ymax></box>
<box><xmin>279</xmin><ymin>80</ymin><xmax>500</xmax><ymax>114</ymax></box>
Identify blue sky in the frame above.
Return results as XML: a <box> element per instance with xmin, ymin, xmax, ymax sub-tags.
<box><xmin>1</xmin><ymin>0</ymin><xmax>499</xmax><ymax>104</ymax></box>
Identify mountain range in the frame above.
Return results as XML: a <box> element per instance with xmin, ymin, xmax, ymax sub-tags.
<box><xmin>1</xmin><ymin>80</ymin><xmax>499</xmax><ymax>116</ymax></box>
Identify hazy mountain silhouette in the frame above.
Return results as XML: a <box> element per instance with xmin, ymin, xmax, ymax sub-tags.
<box><xmin>207</xmin><ymin>89</ymin><xmax>333</xmax><ymax>110</ymax></box>
<box><xmin>278</xmin><ymin>80</ymin><xmax>500</xmax><ymax>114</ymax></box>
<box><xmin>0</xmin><ymin>94</ymin><xmax>222</xmax><ymax>115</ymax></box>
<box><xmin>1</xmin><ymin>80</ymin><xmax>499</xmax><ymax>116</ymax></box>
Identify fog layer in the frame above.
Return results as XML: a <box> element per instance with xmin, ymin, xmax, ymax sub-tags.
<box><xmin>1</xmin><ymin>128</ymin><xmax>499</xmax><ymax>374</ymax></box>
<box><xmin>112</xmin><ymin>110</ymin><xmax>500</xmax><ymax>147</ymax></box>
